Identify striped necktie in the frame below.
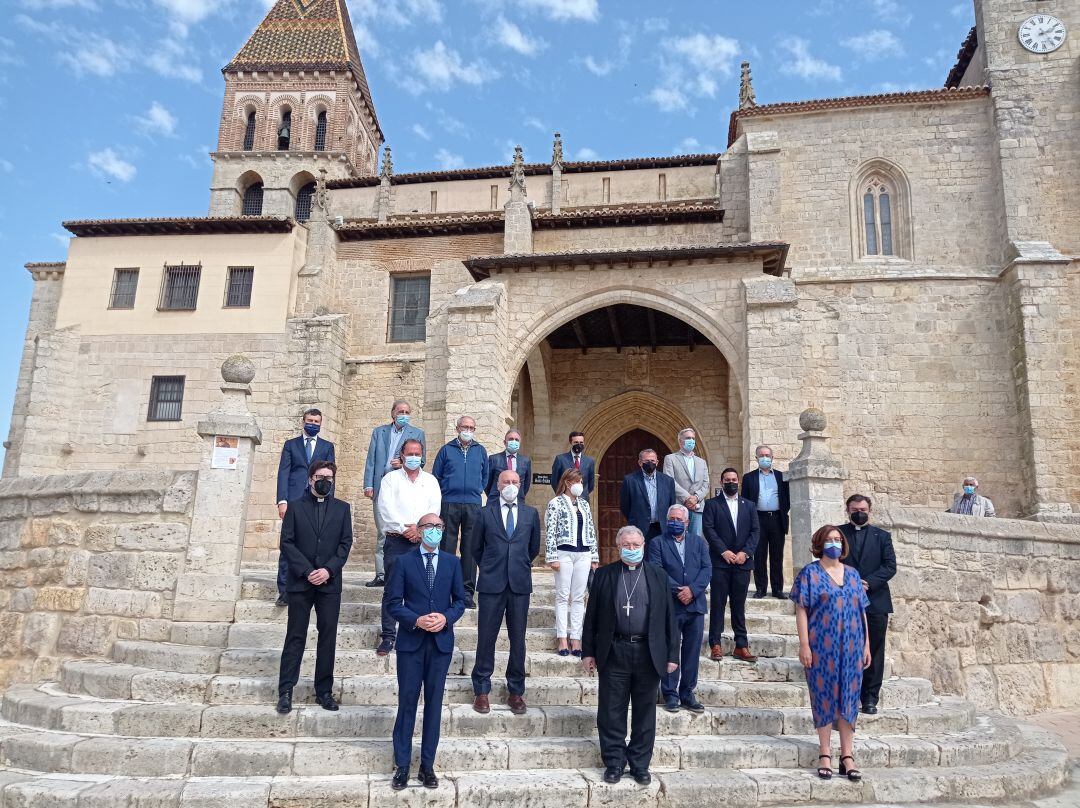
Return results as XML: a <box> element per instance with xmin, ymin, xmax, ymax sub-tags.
<box><xmin>305</xmin><ymin>438</ymin><xmax>314</xmax><ymax>462</ymax></box>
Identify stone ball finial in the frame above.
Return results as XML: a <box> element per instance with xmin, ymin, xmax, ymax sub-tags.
<box><xmin>799</xmin><ymin>407</ymin><xmax>827</xmax><ymax>432</ymax></box>
<box><xmin>221</xmin><ymin>354</ymin><xmax>256</xmax><ymax>385</ymax></box>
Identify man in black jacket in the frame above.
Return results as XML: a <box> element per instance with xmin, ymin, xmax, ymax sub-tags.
<box><xmin>838</xmin><ymin>494</ymin><xmax>897</xmax><ymax>714</ymax></box>
<box><xmin>276</xmin><ymin>460</ymin><xmax>354</xmax><ymax>714</ymax></box>
<box><xmin>741</xmin><ymin>445</ymin><xmax>790</xmax><ymax>599</ymax></box>
<box><xmin>582</xmin><ymin>525</ymin><xmax>678</xmax><ymax>787</ymax></box>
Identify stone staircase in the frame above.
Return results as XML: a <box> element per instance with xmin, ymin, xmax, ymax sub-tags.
<box><xmin>0</xmin><ymin>568</ymin><xmax>1068</xmax><ymax>806</ymax></box>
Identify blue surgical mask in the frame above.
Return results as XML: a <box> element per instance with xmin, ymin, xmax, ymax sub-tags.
<box><xmin>963</xmin><ymin>485</ymin><xmax>976</xmax><ymax>495</ymax></box>
<box><xmin>421</xmin><ymin>527</ymin><xmax>443</xmax><ymax>548</ymax></box>
<box><xmin>666</xmin><ymin>520</ymin><xmax>686</xmax><ymax>537</ymax></box>
<box><xmin>303</xmin><ymin>422</ymin><xmax>320</xmax><ymax>437</ymax></box>
<box><xmin>758</xmin><ymin>456</ymin><xmax>773</xmax><ymax>469</ymax></box>
<box><xmin>682</xmin><ymin>438</ymin><xmax>696</xmax><ymax>452</ymax></box>
<box><xmin>506</xmin><ymin>439</ymin><xmax>520</xmax><ymax>453</ymax></box>
<box><xmin>620</xmin><ymin>546</ymin><xmax>644</xmax><ymax>565</ymax></box>
<box><xmin>823</xmin><ymin>541</ymin><xmax>843</xmax><ymax>559</ymax></box>
<box><xmin>403</xmin><ymin>455</ymin><xmax>422</xmax><ymax>471</ymax></box>
<box><xmin>395</xmin><ymin>414</ymin><xmax>410</xmax><ymax>428</ymax></box>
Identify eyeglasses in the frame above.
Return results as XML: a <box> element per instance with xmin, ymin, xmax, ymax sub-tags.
<box><xmin>418</xmin><ymin>523</ymin><xmax>444</xmax><ymax>530</ymax></box>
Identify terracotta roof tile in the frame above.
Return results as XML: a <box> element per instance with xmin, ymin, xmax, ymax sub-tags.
<box><xmin>945</xmin><ymin>26</ymin><xmax>979</xmax><ymax>88</ymax></box>
<box><xmin>334</xmin><ymin>212</ymin><xmax>505</xmax><ymax>240</ymax></box>
<box><xmin>63</xmin><ymin>216</ymin><xmax>295</xmax><ymax>237</ymax></box>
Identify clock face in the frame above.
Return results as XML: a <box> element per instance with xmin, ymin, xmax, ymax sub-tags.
<box><xmin>1018</xmin><ymin>15</ymin><xmax>1067</xmax><ymax>53</ymax></box>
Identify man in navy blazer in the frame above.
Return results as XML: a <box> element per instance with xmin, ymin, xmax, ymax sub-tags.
<box><xmin>486</xmin><ymin>429</ymin><xmax>531</xmax><ymax>499</ymax></box>
<box><xmin>363</xmin><ymin>401</ymin><xmax>426</xmax><ymax>588</ymax></box>
<box><xmin>551</xmin><ymin>431</ymin><xmax>596</xmax><ymax>496</ymax></box>
<box><xmin>702</xmin><ymin>468</ymin><xmax>760</xmax><ymax>663</ymax></box>
<box><xmin>275</xmin><ymin>409</ymin><xmax>335</xmax><ymax>606</ymax></box>
<box><xmin>620</xmin><ymin>448</ymin><xmax>677</xmax><ymax>542</ymax></box>
<box><xmin>470</xmin><ymin>470</ymin><xmax>542</xmax><ymax>714</ymax></box>
<box><xmin>647</xmin><ymin>504</ymin><xmax>711</xmax><ymax>713</ymax></box>
<box><xmin>386</xmin><ymin>512</ymin><xmax>467</xmax><ymax>790</ymax></box>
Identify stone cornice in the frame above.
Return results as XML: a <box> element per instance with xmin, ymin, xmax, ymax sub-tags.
<box><xmin>25</xmin><ymin>262</ymin><xmax>66</xmax><ymax>280</ymax></box>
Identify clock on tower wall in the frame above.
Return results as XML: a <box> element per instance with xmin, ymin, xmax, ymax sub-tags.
<box><xmin>1018</xmin><ymin>13</ymin><xmax>1067</xmax><ymax>53</ymax></box>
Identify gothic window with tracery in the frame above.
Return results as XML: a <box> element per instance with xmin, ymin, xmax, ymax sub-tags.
<box><xmin>851</xmin><ymin>160</ymin><xmax>911</xmax><ymax>261</ymax></box>
<box><xmin>862</xmin><ymin>177</ymin><xmax>894</xmax><ymax>256</ymax></box>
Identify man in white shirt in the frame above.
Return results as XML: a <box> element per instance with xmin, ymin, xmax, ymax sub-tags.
<box><xmin>376</xmin><ymin>438</ymin><xmax>442</xmax><ymax>656</ymax></box>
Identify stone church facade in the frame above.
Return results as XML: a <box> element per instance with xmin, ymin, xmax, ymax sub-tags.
<box><xmin>6</xmin><ymin>0</ymin><xmax>1078</xmax><ymax>570</ymax></box>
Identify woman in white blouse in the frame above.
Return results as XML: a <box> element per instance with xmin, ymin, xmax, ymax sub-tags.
<box><xmin>545</xmin><ymin>468</ymin><xmax>600</xmax><ymax>656</ymax></box>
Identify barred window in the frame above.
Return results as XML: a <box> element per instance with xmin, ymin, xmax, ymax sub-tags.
<box><xmin>295</xmin><ymin>182</ymin><xmax>316</xmax><ymax>223</ymax></box>
<box><xmin>388</xmin><ymin>274</ymin><xmax>430</xmax><ymax>343</ymax></box>
<box><xmin>242</xmin><ymin>182</ymin><xmax>263</xmax><ymax>216</ymax></box>
<box><xmin>158</xmin><ymin>263</ymin><xmax>201</xmax><ymax>311</ymax></box>
<box><xmin>147</xmin><ymin>376</ymin><xmax>185</xmax><ymax>422</ymax></box>
<box><xmin>314</xmin><ymin>111</ymin><xmax>327</xmax><ymax>151</ymax></box>
<box><xmin>109</xmin><ymin>268</ymin><xmax>139</xmax><ymax>309</ymax></box>
<box><xmin>242</xmin><ymin>111</ymin><xmax>256</xmax><ymax>151</ymax></box>
<box><xmin>225</xmin><ymin>267</ymin><xmax>254</xmax><ymax>307</ymax></box>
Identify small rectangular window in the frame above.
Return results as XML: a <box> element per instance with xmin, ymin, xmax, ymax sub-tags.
<box><xmin>430</xmin><ymin>190</ymin><xmax>438</xmax><ymax>213</ymax></box>
<box><xmin>388</xmin><ymin>274</ymin><xmax>431</xmax><ymax>343</ymax></box>
<box><xmin>109</xmin><ymin>268</ymin><xmax>139</xmax><ymax>309</ymax></box>
<box><xmin>490</xmin><ymin>184</ymin><xmax>499</xmax><ymax>210</ymax></box>
<box><xmin>602</xmin><ymin>177</ymin><xmax>611</xmax><ymax>204</ymax></box>
<box><xmin>147</xmin><ymin>375</ymin><xmax>185</xmax><ymax>422</ymax></box>
<box><xmin>158</xmin><ymin>263</ymin><xmax>202</xmax><ymax>311</ymax></box>
<box><xmin>658</xmin><ymin>173</ymin><xmax>667</xmax><ymax>201</ymax></box>
<box><xmin>224</xmin><ymin>267</ymin><xmax>254</xmax><ymax>308</ymax></box>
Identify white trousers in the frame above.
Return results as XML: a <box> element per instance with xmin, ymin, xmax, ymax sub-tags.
<box><xmin>553</xmin><ymin>550</ymin><xmax>592</xmax><ymax>640</ymax></box>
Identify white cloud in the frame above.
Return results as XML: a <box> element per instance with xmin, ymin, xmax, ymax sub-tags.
<box><xmin>402</xmin><ymin>41</ymin><xmax>497</xmax><ymax>93</ymax></box>
<box><xmin>841</xmin><ymin>29</ymin><xmax>903</xmax><ymax>61</ymax></box>
<box><xmin>348</xmin><ymin>0</ymin><xmax>444</xmax><ymax>28</ymax></box>
<box><xmin>135</xmin><ymin>101</ymin><xmax>178</xmax><ymax>137</ymax></box>
<box><xmin>950</xmin><ymin>3</ymin><xmax>972</xmax><ymax>19</ymax></box>
<box><xmin>152</xmin><ymin>0</ymin><xmax>217</xmax><ymax>25</ymax></box>
<box><xmin>780</xmin><ymin>36</ymin><xmax>842</xmax><ymax>81</ymax></box>
<box><xmin>354</xmin><ymin>23</ymin><xmax>379</xmax><ymax>57</ymax></box>
<box><xmin>434</xmin><ymin>147</ymin><xmax>465</xmax><ymax>169</ymax></box>
<box><xmin>869</xmin><ymin>0</ymin><xmax>912</xmax><ymax>27</ymax></box>
<box><xmin>425</xmin><ymin>102</ymin><xmax>469</xmax><ymax>136</ymax></box>
<box><xmin>524</xmin><ymin>116</ymin><xmax>547</xmax><ymax>131</ymax></box>
<box><xmin>19</xmin><ymin>0</ymin><xmax>98</xmax><ymax>9</ymax></box>
<box><xmin>642</xmin><ymin>17</ymin><xmax>668</xmax><ymax>33</ymax></box>
<box><xmin>575</xmin><ymin>146</ymin><xmax>598</xmax><ymax>160</ymax></box>
<box><xmin>648</xmin><ymin>32</ymin><xmax>740</xmax><ymax>113</ymax></box>
<box><xmin>648</xmin><ymin>86</ymin><xmax>688</xmax><ymax>112</ymax></box>
<box><xmin>88</xmin><ymin>148</ymin><xmax>136</xmax><ymax>182</ymax></box>
<box><xmin>145</xmin><ymin>37</ymin><xmax>202</xmax><ymax>82</ymax></box>
<box><xmin>0</xmin><ymin>158</ymin><xmax>13</xmax><ymax>172</ymax></box>
<box><xmin>517</xmin><ymin>0</ymin><xmax>598</xmax><ymax>22</ymax></box>
<box><xmin>50</xmin><ymin>232</ymin><xmax>70</xmax><ymax>246</ymax></box>
<box><xmin>673</xmin><ymin>137</ymin><xmax>700</xmax><ymax>155</ymax></box>
<box><xmin>412</xmin><ymin>123</ymin><xmax>432</xmax><ymax>140</ymax></box>
<box><xmin>583</xmin><ymin>55</ymin><xmax>613</xmax><ymax>76</ymax></box>
<box><xmin>62</xmin><ymin>36</ymin><xmax>131</xmax><ymax>77</ymax></box>
<box><xmin>494</xmin><ymin>16</ymin><xmax>546</xmax><ymax>56</ymax></box>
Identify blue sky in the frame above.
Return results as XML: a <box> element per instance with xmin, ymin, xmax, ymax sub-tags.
<box><xmin>0</xmin><ymin>0</ymin><xmax>975</xmax><ymax>461</ymax></box>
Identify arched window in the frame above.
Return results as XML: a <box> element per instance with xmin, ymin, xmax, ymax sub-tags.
<box><xmin>862</xmin><ymin>177</ymin><xmax>893</xmax><ymax>256</ymax></box>
<box><xmin>850</xmin><ymin>159</ymin><xmax>912</xmax><ymax>261</ymax></box>
<box><xmin>277</xmin><ymin>109</ymin><xmax>292</xmax><ymax>151</ymax></box>
<box><xmin>242</xmin><ymin>111</ymin><xmax>256</xmax><ymax>151</ymax></box>
<box><xmin>242</xmin><ymin>182</ymin><xmax>264</xmax><ymax>216</ymax></box>
<box><xmin>294</xmin><ymin>182</ymin><xmax>316</xmax><ymax>222</ymax></box>
<box><xmin>314</xmin><ymin>110</ymin><xmax>327</xmax><ymax>151</ymax></box>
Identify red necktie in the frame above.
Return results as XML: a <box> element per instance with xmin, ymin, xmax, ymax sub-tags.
<box><xmin>508</xmin><ymin>455</ymin><xmax>515</xmax><ymax>472</ymax></box>
<box><xmin>574</xmin><ymin>456</ymin><xmax>581</xmax><ymax>470</ymax></box>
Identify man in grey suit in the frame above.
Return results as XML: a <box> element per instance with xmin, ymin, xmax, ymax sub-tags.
<box><xmin>363</xmin><ymin>400</ymin><xmax>426</xmax><ymax>587</ymax></box>
<box><xmin>663</xmin><ymin>428</ymin><xmax>710</xmax><ymax>538</ymax></box>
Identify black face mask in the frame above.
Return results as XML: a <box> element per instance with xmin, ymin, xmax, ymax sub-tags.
<box><xmin>723</xmin><ymin>482</ymin><xmax>739</xmax><ymax>497</ymax></box>
<box><xmin>850</xmin><ymin>510</ymin><xmax>869</xmax><ymax>526</ymax></box>
<box><xmin>641</xmin><ymin>461</ymin><xmax>657</xmax><ymax>474</ymax></box>
<box><xmin>312</xmin><ymin>478</ymin><xmax>333</xmax><ymax>497</ymax></box>
<box><xmin>571</xmin><ymin>443</ymin><xmax>584</xmax><ymax>455</ymax></box>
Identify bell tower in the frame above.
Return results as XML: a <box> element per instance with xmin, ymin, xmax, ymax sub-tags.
<box><xmin>208</xmin><ymin>0</ymin><xmax>384</xmax><ymax>218</ymax></box>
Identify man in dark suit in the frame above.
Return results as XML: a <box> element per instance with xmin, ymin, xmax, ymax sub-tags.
<box><xmin>839</xmin><ymin>494</ymin><xmax>897</xmax><ymax>715</ymax></box>
<box><xmin>647</xmin><ymin>504</ymin><xmax>711</xmax><ymax>713</ymax></box>
<box><xmin>470</xmin><ymin>469</ymin><xmax>542</xmax><ymax>714</ymax></box>
<box><xmin>741</xmin><ymin>445</ymin><xmax>791</xmax><ymax>599</ymax></box>
<box><xmin>486</xmin><ymin>429</ymin><xmax>532</xmax><ymax>500</ymax></box>
<box><xmin>276</xmin><ymin>460</ymin><xmax>352</xmax><ymax>715</ymax></box>
<box><xmin>582</xmin><ymin>525</ymin><xmax>678</xmax><ymax>787</ymax></box>
<box><xmin>702</xmin><ymin>467</ymin><xmax>760</xmax><ymax>663</ymax></box>
<box><xmin>386</xmin><ymin>511</ymin><xmax>467</xmax><ymax>790</ymax></box>
<box><xmin>275</xmin><ymin>409</ymin><xmax>335</xmax><ymax>606</ymax></box>
<box><xmin>620</xmin><ymin>448</ymin><xmax>677</xmax><ymax>542</ymax></box>
<box><xmin>551</xmin><ymin>431</ymin><xmax>596</xmax><ymax>496</ymax></box>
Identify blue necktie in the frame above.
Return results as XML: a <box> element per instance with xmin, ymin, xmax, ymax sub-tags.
<box><xmin>424</xmin><ymin>552</ymin><xmax>436</xmax><ymax>589</ymax></box>
<box><xmin>305</xmin><ymin>438</ymin><xmax>314</xmax><ymax>462</ymax></box>
<box><xmin>505</xmin><ymin>504</ymin><xmax>515</xmax><ymax>536</ymax></box>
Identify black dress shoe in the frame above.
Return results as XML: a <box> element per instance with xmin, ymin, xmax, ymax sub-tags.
<box><xmin>365</xmin><ymin>574</ymin><xmax>385</xmax><ymax>588</ymax></box>
<box><xmin>752</xmin><ymin>591</ymin><xmax>766</xmax><ymax>599</ymax></box>
<box><xmin>680</xmin><ymin>698</ymin><xmax>705</xmax><ymax>714</ymax></box>
<box><xmin>602</xmin><ymin>765</ymin><xmax>623</xmax><ymax>784</ymax></box>
<box><xmin>772</xmin><ymin>592</ymin><xmax>787</xmax><ymax>600</ymax></box>
<box><xmin>663</xmin><ymin>696</ymin><xmax>680</xmax><ymax>713</ymax></box>
<box><xmin>391</xmin><ymin>766</ymin><xmax>409</xmax><ymax>790</ymax></box>
<box><xmin>275</xmin><ymin>595</ymin><xmax>288</xmax><ymax>607</ymax></box>
<box><xmin>464</xmin><ymin>595</ymin><xmax>476</xmax><ymax>609</ymax></box>
<box><xmin>315</xmin><ymin>693</ymin><xmax>339</xmax><ymax>711</ymax></box>
<box><xmin>861</xmin><ymin>702</ymin><xmax>878</xmax><ymax>715</ymax></box>
<box><xmin>275</xmin><ymin>691</ymin><xmax>292</xmax><ymax>714</ymax></box>
<box><xmin>631</xmin><ymin>769</ymin><xmax>652</xmax><ymax>786</ymax></box>
<box><xmin>418</xmin><ymin>766</ymin><xmax>438</xmax><ymax>788</ymax></box>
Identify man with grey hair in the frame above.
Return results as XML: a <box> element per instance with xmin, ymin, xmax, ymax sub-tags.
<box><xmin>947</xmin><ymin>476</ymin><xmax>995</xmax><ymax>517</ymax></box>
<box><xmin>363</xmin><ymin>400</ymin><xmax>425</xmax><ymax>587</ymax></box>
<box><xmin>742</xmin><ymin>444</ymin><xmax>790</xmax><ymax>599</ymax></box>
<box><xmin>432</xmin><ymin>415</ymin><xmax>489</xmax><ymax>607</ymax></box>
<box><xmin>663</xmin><ymin>428</ymin><xmax>709</xmax><ymax>537</ymax></box>
<box><xmin>582</xmin><ymin>525</ymin><xmax>678</xmax><ymax>786</ymax></box>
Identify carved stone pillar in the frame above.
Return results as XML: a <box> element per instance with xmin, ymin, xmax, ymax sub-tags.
<box><xmin>787</xmin><ymin>408</ymin><xmax>847</xmax><ymax>575</ymax></box>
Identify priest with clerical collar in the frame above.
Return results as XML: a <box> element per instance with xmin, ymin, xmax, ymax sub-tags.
<box><xmin>581</xmin><ymin>525</ymin><xmax>678</xmax><ymax>787</ymax></box>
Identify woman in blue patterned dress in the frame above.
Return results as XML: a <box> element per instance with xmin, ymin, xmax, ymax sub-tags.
<box><xmin>790</xmin><ymin>524</ymin><xmax>871</xmax><ymax>782</ymax></box>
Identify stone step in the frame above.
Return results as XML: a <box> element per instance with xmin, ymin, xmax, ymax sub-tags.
<box><xmin>0</xmin><ymin>685</ymin><xmax>975</xmax><ymax>740</ymax></box>
<box><xmin>56</xmin><ymin>660</ymin><xmax>935</xmax><ymax>709</ymax></box>
<box><xmin>0</xmin><ymin>725</ymin><xmax>1067</xmax><ymax>808</ymax></box>
<box><xmin>0</xmin><ymin>715</ymin><xmax>1022</xmax><ymax>778</ymax></box>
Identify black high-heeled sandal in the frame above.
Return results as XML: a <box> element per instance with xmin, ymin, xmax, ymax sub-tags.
<box><xmin>817</xmin><ymin>754</ymin><xmax>833</xmax><ymax>779</ymax></box>
<box><xmin>839</xmin><ymin>755</ymin><xmax>862</xmax><ymax>782</ymax></box>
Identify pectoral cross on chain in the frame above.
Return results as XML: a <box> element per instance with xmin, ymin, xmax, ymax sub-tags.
<box><xmin>622</xmin><ymin>599</ymin><xmax>634</xmax><ymax>617</ymax></box>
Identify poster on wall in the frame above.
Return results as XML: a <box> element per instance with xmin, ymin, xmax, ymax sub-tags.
<box><xmin>211</xmin><ymin>436</ymin><xmax>240</xmax><ymax>470</ymax></box>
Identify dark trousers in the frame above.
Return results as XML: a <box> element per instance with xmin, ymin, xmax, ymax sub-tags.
<box><xmin>597</xmin><ymin>638</ymin><xmax>660</xmax><ymax>772</ymax></box>
<box><xmin>662</xmin><ymin>611</ymin><xmax>704</xmax><ymax>701</ymax></box>
<box><xmin>644</xmin><ymin>522</ymin><xmax>662</xmax><ymax>542</ymax></box>
<box><xmin>863</xmin><ymin>612</ymin><xmax>889</xmax><ymax>705</ymax></box>
<box><xmin>753</xmin><ymin>511</ymin><xmax>787</xmax><ymax>596</ymax></box>
<box><xmin>393</xmin><ymin>633</ymin><xmax>454</xmax><ymax>769</ymax></box>
<box><xmin>277</xmin><ymin>587</ymin><xmax>341</xmax><ymax>697</ymax></box>
<box><xmin>276</xmin><ymin>553</ymin><xmax>288</xmax><ymax>597</ymax></box>
<box><xmin>471</xmin><ymin>589</ymin><xmax>530</xmax><ymax>696</ymax></box>
<box><xmin>440</xmin><ymin>502</ymin><xmax>481</xmax><ymax>591</ymax></box>
<box><xmin>709</xmin><ymin>565</ymin><xmax>751</xmax><ymax>648</ymax></box>
<box><xmin>380</xmin><ymin>535</ymin><xmax>418</xmax><ymax>642</ymax></box>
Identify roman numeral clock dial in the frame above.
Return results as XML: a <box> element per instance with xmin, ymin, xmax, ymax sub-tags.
<box><xmin>1018</xmin><ymin>14</ymin><xmax>1067</xmax><ymax>53</ymax></box>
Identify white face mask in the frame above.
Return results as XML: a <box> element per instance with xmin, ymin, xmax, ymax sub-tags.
<box><xmin>569</xmin><ymin>483</ymin><xmax>584</xmax><ymax>497</ymax></box>
<box><xmin>500</xmin><ymin>484</ymin><xmax>519</xmax><ymax>503</ymax></box>
<box><xmin>458</xmin><ymin>429</ymin><xmax>474</xmax><ymax>443</ymax></box>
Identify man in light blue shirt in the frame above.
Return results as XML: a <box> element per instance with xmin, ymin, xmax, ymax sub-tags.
<box><xmin>741</xmin><ymin>445</ymin><xmax>790</xmax><ymax>599</ymax></box>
